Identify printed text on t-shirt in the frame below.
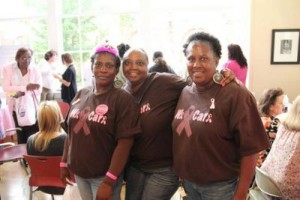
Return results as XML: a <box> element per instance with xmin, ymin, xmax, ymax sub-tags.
<box><xmin>140</xmin><ymin>103</ymin><xmax>150</xmax><ymax>114</ymax></box>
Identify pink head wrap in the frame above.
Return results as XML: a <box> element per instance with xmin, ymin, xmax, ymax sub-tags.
<box><xmin>95</xmin><ymin>45</ymin><xmax>118</xmax><ymax>56</ymax></box>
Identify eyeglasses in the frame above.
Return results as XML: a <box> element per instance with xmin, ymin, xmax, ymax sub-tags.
<box><xmin>20</xmin><ymin>56</ymin><xmax>32</xmax><ymax>61</ymax></box>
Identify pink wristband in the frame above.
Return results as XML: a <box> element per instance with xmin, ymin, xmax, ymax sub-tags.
<box><xmin>60</xmin><ymin>162</ymin><xmax>67</xmax><ymax>168</ymax></box>
<box><xmin>106</xmin><ymin>171</ymin><xmax>117</xmax><ymax>181</ymax></box>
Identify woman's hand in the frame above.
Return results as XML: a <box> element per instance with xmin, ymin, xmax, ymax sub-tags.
<box><xmin>13</xmin><ymin>91</ymin><xmax>25</xmax><ymax>98</ymax></box>
<box><xmin>220</xmin><ymin>68</ymin><xmax>236</xmax><ymax>86</ymax></box>
<box><xmin>53</xmin><ymin>73</ymin><xmax>62</xmax><ymax>80</ymax></box>
<box><xmin>96</xmin><ymin>182</ymin><xmax>113</xmax><ymax>200</ymax></box>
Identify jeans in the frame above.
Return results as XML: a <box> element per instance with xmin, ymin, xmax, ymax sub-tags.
<box><xmin>125</xmin><ymin>165</ymin><xmax>179</xmax><ymax>200</ymax></box>
<box><xmin>183</xmin><ymin>178</ymin><xmax>238</xmax><ymax>200</ymax></box>
<box><xmin>75</xmin><ymin>174</ymin><xmax>123</xmax><ymax>200</ymax></box>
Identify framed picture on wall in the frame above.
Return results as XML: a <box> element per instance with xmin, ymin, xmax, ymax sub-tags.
<box><xmin>271</xmin><ymin>29</ymin><xmax>300</xmax><ymax>64</ymax></box>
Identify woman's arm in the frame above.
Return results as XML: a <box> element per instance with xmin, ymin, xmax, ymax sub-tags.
<box><xmin>54</xmin><ymin>73</ymin><xmax>71</xmax><ymax>87</ymax></box>
<box><xmin>233</xmin><ymin>154</ymin><xmax>257</xmax><ymax>200</ymax></box>
<box><xmin>96</xmin><ymin>137</ymin><xmax>134</xmax><ymax>200</ymax></box>
<box><xmin>60</xmin><ymin>135</ymin><xmax>73</xmax><ymax>184</ymax></box>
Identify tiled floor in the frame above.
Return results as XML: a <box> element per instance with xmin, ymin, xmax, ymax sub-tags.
<box><xmin>0</xmin><ymin>160</ymin><xmax>180</xmax><ymax>200</ymax></box>
<box><xmin>0</xmin><ymin>161</ymin><xmax>62</xmax><ymax>200</ymax></box>
<box><xmin>0</xmin><ymin>160</ymin><xmax>128</xmax><ymax>200</ymax></box>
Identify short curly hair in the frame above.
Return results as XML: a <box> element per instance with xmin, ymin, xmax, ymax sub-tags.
<box><xmin>183</xmin><ymin>32</ymin><xmax>222</xmax><ymax>59</ymax></box>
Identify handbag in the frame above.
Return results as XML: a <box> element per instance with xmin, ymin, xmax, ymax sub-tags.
<box><xmin>15</xmin><ymin>91</ymin><xmax>38</xmax><ymax>126</ymax></box>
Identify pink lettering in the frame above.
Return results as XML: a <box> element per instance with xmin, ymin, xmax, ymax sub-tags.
<box><xmin>192</xmin><ymin>110</ymin><xmax>213</xmax><ymax>123</ymax></box>
<box><xmin>88</xmin><ymin>111</ymin><xmax>107</xmax><ymax>124</ymax></box>
<box><xmin>69</xmin><ymin>109</ymin><xmax>80</xmax><ymax>119</ymax></box>
<box><xmin>140</xmin><ymin>103</ymin><xmax>151</xmax><ymax>114</ymax></box>
<box><xmin>175</xmin><ymin>109</ymin><xmax>185</xmax><ymax>119</ymax></box>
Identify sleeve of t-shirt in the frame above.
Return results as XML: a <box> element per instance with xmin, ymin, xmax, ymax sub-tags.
<box><xmin>114</xmin><ymin>91</ymin><xmax>141</xmax><ymax>139</ymax></box>
<box><xmin>231</xmin><ymin>89</ymin><xmax>270</xmax><ymax>157</ymax></box>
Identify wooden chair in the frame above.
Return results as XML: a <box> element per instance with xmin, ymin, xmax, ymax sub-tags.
<box><xmin>23</xmin><ymin>155</ymin><xmax>66</xmax><ymax>200</ymax></box>
<box><xmin>248</xmin><ymin>167</ymin><xmax>282</xmax><ymax>200</ymax></box>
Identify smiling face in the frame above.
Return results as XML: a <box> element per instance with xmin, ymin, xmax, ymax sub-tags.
<box><xmin>92</xmin><ymin>53</ymin><xmax>118</xmax><ymax>89</ymax></box>
<box><xmin>186</xmin><ymin>41</ymin><xmax>219</xmax><ymax>87</ymax></box>
<box><xmin>122</xmin><ymin>49</ymin><xmax>148</xmax><ymax>87</ymax></box>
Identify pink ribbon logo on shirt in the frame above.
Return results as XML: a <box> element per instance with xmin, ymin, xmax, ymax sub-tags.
<box><xmin>73</xmin><ymin>107</ymin><xmax>91</xmax><ymax>135</ymax></box>
<box><xmin>176</xmin><ymin>105</ymin><xmax>195</xmax><ymax>137</ymax></box>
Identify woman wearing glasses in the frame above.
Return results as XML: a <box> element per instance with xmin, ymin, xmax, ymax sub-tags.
<box><xmin>2</xmin><ymin>47</ymin><xmax>41</xmax><ymax>144</ymax></box>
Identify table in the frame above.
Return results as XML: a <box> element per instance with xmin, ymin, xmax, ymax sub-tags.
<box><xmin>0</xmin><ymin>143</ymin><xmax>28</xmax><ymax>174</ymax></box>
<box><xmin>0</xmin><ymin>144</ymin><xmax>26</xmax><ymax>162</ymax></box>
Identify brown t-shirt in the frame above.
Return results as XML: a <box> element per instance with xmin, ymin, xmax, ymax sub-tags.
<box><xmin>125</xmin><ymin>73</ymin><xmax>187</xmax><ymax>170</ymax></box>
<box><xmin>172</xmin><ymin>81</ymin><xmax>269</xmax><ymax>184</ymax></box>
<box><xmin>67</xmin><ymin>87</ymin><xmax>140</xmax><ymax>178</ymax></box>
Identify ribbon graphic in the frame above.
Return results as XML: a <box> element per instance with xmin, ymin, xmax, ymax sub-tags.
<box><xmin>176</xmin><ymin>105</ymin><xmax>195</xmax><ymax>137</ymax></box>
<box><xmin>73</xmin><ymin>107</ymin><xmax>91</xmax><ymax>135</ymax></box>
<box><xmin>210</xmin><ymin>98</ymin><xmax>215</xmax><ymax>109</ymax></box>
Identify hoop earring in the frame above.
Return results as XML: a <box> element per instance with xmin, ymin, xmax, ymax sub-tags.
<box><xmin>186</xmin><ymin>76</ymin><xmax>192</xmax><ymax>86</ymax></box>
<box><xmin>114</xmin><ymin>77</ymin><xmax>123</xmax><ymax>88</ymax></box>
<box><xmin>213</xmin><ymin>71</ymin><xmax>224</xmax><ymax>84</ymax></box>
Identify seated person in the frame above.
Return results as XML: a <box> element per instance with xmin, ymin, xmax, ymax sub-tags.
<box><xmin>257</xmin><ymin>88</ymin><xmax>284</xmax><ymax>166</ymax></box>
<box><xmin>27</xmin><ymin>100</ymin><xmax>67</xmax><ymax>194</ymax></box>
<box><xmin>261</xmin><ymin>95</ymin><xmax>300</xmax><ymax>200</ymax></box>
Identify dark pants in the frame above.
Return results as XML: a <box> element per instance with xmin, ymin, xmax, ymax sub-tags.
<box><xmin>13</xmin><ymin>111</ymin><xmax>38</xmax><ymax>144</ymax></box>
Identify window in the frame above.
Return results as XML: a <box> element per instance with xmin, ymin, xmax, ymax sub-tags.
<box><xmin>0</xmin><ymin>0</ymin><xmax>250</xmax><ymax>88</ymax></box>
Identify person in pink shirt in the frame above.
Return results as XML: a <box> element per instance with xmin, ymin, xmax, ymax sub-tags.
<box><xmin>223</xmin><ymin>44</ymin><xmax>248</xmax><ymax>85</ymax></box>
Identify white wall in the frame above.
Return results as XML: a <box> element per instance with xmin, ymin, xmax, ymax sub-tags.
<box><xmin>250</xmin><ymin>0</ymin><xmax>300</xmax><ymax>101</ymax></box>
